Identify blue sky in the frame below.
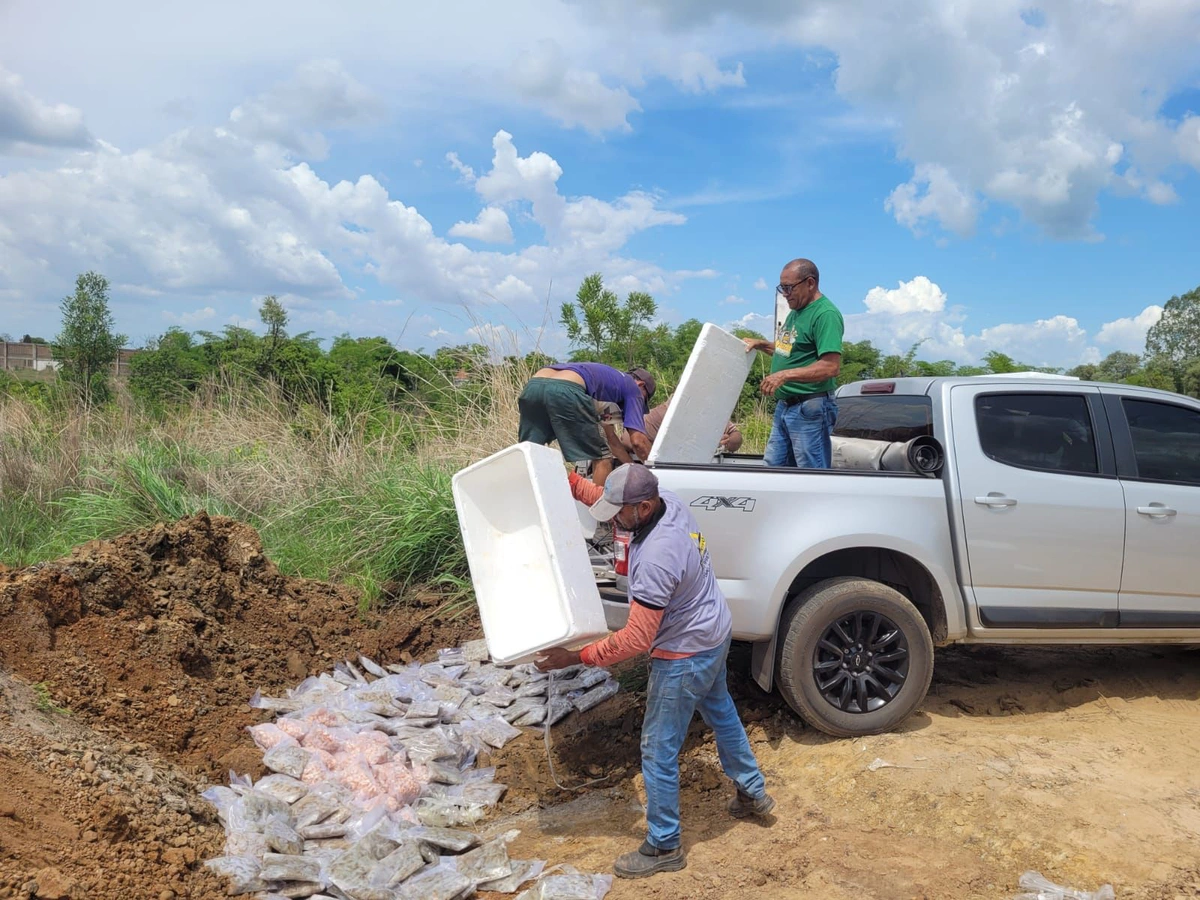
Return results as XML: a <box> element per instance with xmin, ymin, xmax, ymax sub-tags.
<box><xmin>1</xmin><ymin>0</ymin><xmax>1198</xmax><ymax>368</ymax></box>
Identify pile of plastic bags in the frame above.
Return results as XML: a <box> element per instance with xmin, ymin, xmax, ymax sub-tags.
<box><xmin>202</xmin><ymin>641</ymin><xmax>618</xmax><ymax>900</ymax></box>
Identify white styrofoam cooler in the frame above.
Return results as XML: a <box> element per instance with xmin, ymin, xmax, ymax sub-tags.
<box><xmin>451</xmin><ymin>442</ymin><xmax>609</xmax><ymax>665</ymax></box>
<box><xmin>648</xmin><ymin>322</ymin><xmax>755</xmax><ymax>465</ymax></box>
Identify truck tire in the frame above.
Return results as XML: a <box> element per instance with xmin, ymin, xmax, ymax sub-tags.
<box><xmin>776</xmin><ymin>576</ymin><xmax>934</xmax><ymax>737</ymax></box>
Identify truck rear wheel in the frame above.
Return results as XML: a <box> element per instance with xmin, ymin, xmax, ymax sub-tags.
<box><xmin>776</xmin><ymin>577</ymin><xmax>934</xmax><ymax>737</ymax></box>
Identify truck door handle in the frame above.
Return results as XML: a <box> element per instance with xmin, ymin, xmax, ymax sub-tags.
<box><xmin>1137</xmin><ymin>504</ymin><xmax>1177</xmax><ymax>518</ymax></box>
<box><xmin>975</xmin><ymin>493</ymin><xmax>1017</xmax><ymax>508</ymax></box>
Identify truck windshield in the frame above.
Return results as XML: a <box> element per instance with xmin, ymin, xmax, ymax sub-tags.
<box><xmin>834</xmin><ymin>395</ymin><xmax>933</xmax><ymax>443</ymax></box>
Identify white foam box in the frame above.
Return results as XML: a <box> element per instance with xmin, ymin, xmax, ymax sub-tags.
<box><xmin>648</xmin><ymin>322</ymin><xmax>755</xmax><ymax>465</ymax></box>
<box><xmin>451</xmin><ymin>442</ymin><xmax>610</xmax><ymax>665</ymax></box>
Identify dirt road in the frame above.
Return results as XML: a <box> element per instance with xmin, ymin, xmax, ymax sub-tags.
<box><xmin>501</xmin><ymin>643</ymin><xmax>1200</xmax><ymax>899</ymax></box>
<box><xmin>2</xmin><ymin>516</ymin><xmax>1199</xmax><ymax>899</ymax></box>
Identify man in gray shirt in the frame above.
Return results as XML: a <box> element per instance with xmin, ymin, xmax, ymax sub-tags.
<box><xmin>537</xmin><ymin>465</ymin><xmax>775</xmax><ymax>878</ymax></box>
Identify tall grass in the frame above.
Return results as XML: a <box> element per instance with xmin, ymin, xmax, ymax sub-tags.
<box><xmin>0</xmin><ymin>350</ymin><xmax>769</xmax><ymax>609</ymax></box>
<box><xmin>0</xmin><ymin>357</ymin><xmax>532</xmax><ymax>610</ymax></box>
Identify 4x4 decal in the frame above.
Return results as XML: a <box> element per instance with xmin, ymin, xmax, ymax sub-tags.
<box><xmin>690</xmin><ymin>496</ymin><xmax>756</xmax><ymax>512</ymax></box>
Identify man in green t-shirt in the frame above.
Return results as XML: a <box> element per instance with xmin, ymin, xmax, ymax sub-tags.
<box><xmin>743</xmin><ymin>258</ymin><xmax>843</xmax><ymax>468</ymax></box>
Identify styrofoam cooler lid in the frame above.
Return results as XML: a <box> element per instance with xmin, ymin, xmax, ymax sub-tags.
<box><xmin>648</xmin><ymin>322</ymin><xmax>755</xmax><ymax>465</ymax></box>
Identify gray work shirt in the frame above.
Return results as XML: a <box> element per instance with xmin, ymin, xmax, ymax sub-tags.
<box><xmin>627</xmin><ymin>490</ymin><xmax>732</xmax><ymax>655</ymax></box>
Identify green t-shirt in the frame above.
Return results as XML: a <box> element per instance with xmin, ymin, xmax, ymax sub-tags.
<box><xmin>771</xmin><ymin>295</ymin><xmax>844</xmax><ymax>400</ymax></box>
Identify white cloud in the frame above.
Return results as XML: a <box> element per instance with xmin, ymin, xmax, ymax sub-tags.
<box><xmin>507</xmin><ymin>40</ymin><xmax>640</xmax><ymax>133</ymax></box>
<box><xmin>0</xmin><ymin>87</ymin><xmax>688</xmax><ymax>341</ymax></box>
<box><xmin>885</xmin><ymin>164</ymin><xmax>981</xmax><ymax>238</ymax></box>
<box><xmin>227</xmin><ymin>60</ymin><xmax>380</xmax><ymax>160</ymax></box>
<box><xmin>163</xmin><ymin>306</ymin><xmax>216</xmax><ymax>326</ymax></box>
<box><xmin>466</xmin><ymin>323</ymin><xmax>523</xmax><ymax>361</ymax></box>
<box><xmin>863</xmin><ymin>276</ymin><xmax>947</xmax><ymax>315</ymax></box>
<box><xmin>448</xmin><ymin>207</ymin><xmax>514</xmax><ymax>244</ymax></box>
<box><xmin>848</xmin><ymin>275</ymin><xmax>1127</xmax><ymax>368</ymax></box>
<box><xmin>729</xmin><ymin>310</ymin><xmax>774</xmax><ymax>337</ymax></box>
<box><xmin>721</xmin><ymin>294</ymin><xmax>746</xmax><ymax>305</ymax></box>
<box><xmin>676</xmin><ymin>268</ymin><xmax>720</xmax><ymax>279</ymax></box>
<box><xmin>753</xmin><ymin>277</ymin><xmax>768</xmax><ymax>291</ymax></box>
<box><xmin>488</xmin><ymin>274</ymin><xmax>537</xmax><ymax>304</ymax></box>
<box><xmin>427</xmin><ymin>328</ymin><xmax>450</xmax><ymax>338</ymax></box>
<box><xmin>0</xmin><ymin>65</ymin><xmax>93</xmax><ymax>152</ymax></box>
<box><xmin>1095</xmin><ymin>305</ymin><xmax>1163</xmax><ymax>351</ymax></box>
<box><xmin>473</xmin><ymin>129</ymin><xmax>684</xmax><ymax>252</ymax></box>
<box><xmin>595</xmin><ymin>0</ymin><xmax>1200</xmax><ymax>239</ymax></box>
<box><xmin>446</xmin><ymin>152</ymin><xmax>476</xmax><ymax>184</ymax></box>
<box><xmin>664</xmin><ymin>52</ymin><xmax>745</xmax><ymax>93</ymax></box>
<box><xmin>1177</xmin><ymin>115</ymin><xmax>1200</xmax><ymax>169</ymax></box>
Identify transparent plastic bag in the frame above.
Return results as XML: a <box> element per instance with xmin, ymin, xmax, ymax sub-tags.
<box><xmin>255</xmin><ymin>774</ymin><xmax>310</xmax><ymax>804</ymax></box>
<box><xmin>327</xmin><ymin>828</ymin><xmax>400</xmax><ymax>896</ymax></box>
<box><xmin>403</xmin><ymin>825</ymin><xmax>480</xmax><ymax>853</ymax></box>
<box><xmin>395</xmin><ymin>862</ymin><xmax>472</xmax><ymax>900</ymax></box>
<box><xmin>264</xmin><ymin>817</ymin><xmax>304</xmax><ymax>855</ymax></box>
<box><xmin>571</xmin><ymin>679</ymin><xmax>619</xmax><ymax>713</ymax></box>
<box><xmin>517</xmin><ymin>873</ymin><xmax>614</xmax><ymax>900</ymax></box>
<box><xmin>453</xmin><ymin>836</ymin><xmax>514</xmax><ymax>885</ymax></box>
<box><xmin>367</xmin><ymin>841</ymin><xmax>426</xmax><ymax>888</ymax></box>
<box><xmin>205</xmin><ymin>856</ymin><xmax>267</xmax><ymax>896</ymax></box>
<box><xmin>413</xmin><ymin>796</ymin><xmax>489</xmax><ymax>828</ymax></box>
<box><xmin>264</xmin><ymin>744</ymin><xmax>312</xmax><ymax>779</ymax></box>
<box><xmin>258</xmin><ymin>853</ymin><xmax>323</xmax><ymax>883</ymax></box>
<box><xmin>359</xmin><ymin>655</ymin><xmax>389</xmax><ymax>678</ymax></box>
<box><xmin>480</xmin><ymin>859</ymin><xmax>546</xmax><ymax>894</ymax></box>
<box><xmin>1014</xmin><ymin>871</ymin><xmax>1115</xmax><ymax>900</ymax></box>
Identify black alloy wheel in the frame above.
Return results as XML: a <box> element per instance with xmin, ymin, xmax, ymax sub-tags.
<box><xmin>813</xmin><ymin>610</ymin><xmax>910</xmax><ymax>713</ymax></box>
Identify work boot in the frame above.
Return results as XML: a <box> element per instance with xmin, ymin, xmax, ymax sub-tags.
<box><xmin>614</xmin><ymin>840</ymin><xmax>686</xmax><ymax>878</ymax></box>
<box><xmin>728</xmin><ymin>789</ymin><xmax>776</xmax><ymax>819</ymax></box>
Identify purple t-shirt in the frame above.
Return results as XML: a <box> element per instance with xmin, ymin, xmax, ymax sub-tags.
<box><xmin>627</xmin><ymin>490</ymin><xmax>732</xmax><ymax>655</ymax></box>
<box><xmin>548</xmin><ymin>362</ymin><xmax>647</xmax><ymax>434</ymax></box>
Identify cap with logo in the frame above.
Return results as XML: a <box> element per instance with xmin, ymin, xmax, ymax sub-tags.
<box><xmin>588</xmin><ymin>463</ymin><xmax>660</xmax><ymax>522</ymax></box>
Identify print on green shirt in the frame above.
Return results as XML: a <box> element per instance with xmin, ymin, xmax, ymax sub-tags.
<box><xmin>771</xmin><ymin>295</ymin><xmax>844</xmax><ymax>400</ymax></box>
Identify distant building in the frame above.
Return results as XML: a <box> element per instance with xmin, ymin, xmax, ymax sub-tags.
<box><xmin>0</xmin><ymin>342</ymin><xmax>138</xmax><ymax>377</ymax></box>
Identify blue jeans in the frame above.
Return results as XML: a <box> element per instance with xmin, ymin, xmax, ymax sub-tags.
<box><xmin>641</xmin><ymin>636</ymin><xmax>766</xmax><ymax>850</ymax></box>
<box><xmin>763</xmin><ymin>394</ymin><xmax>838</xmax><ymax>468</ymax></box>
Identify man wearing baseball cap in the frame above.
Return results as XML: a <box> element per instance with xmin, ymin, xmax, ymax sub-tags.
<box><xmin>518</xmin><ymin>361</ymin><xmax>656</xmax><ymax>485</ymax></box>
<box><xmin>536</xmin><ymin>465</ymin><xmax>775</xmax><ymax>879</ymax></box>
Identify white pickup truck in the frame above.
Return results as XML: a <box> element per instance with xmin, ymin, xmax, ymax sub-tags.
<box><xmin>599</xmin><ymin>375</ymin><xmax>1200</xmax><ymax>737</ymax></box>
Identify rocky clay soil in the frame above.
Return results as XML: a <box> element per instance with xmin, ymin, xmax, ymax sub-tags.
<box><xmin>2</xmin><ymin>513</ymin><xmax>1200</xmax><ymax>899</ymax></box>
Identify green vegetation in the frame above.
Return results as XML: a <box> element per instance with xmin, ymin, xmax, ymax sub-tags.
<box><xmin>3</xmin><ymin>271</ymin><xmax>1198</xmax><ymax>615</ymax></box>
<box><xmin>53</xmin><ymin>271</ymin><xmax>127</xmax><ymax>407</ymax></box>
<box><xmin>32</xmin><ymin>682</ymin><xmax>72</xmax><ymax>715</ymax></box>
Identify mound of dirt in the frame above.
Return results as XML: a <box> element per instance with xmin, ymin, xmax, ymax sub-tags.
<box><xmin>0</xmin><ymin>513</ymin><xmax>480</xmax><ymax>899</ymax></box>
<box><xmin>0</xmin><ymin>512</ymin><xmax>477</xmax><ymax>777</ymax></box>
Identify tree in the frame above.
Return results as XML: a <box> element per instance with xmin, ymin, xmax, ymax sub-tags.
<box><xmin>53</xmin><ymin>271</ymin><xmax>127</xmax><ymax>405</ymax></box>
<box><xmin>0</xmin><ymin>332</ymin><xmax>12</xmax><ymax>343</ymax></box>
<box><xmin>1145</xmin><ymin>285</ymin><xmax>1200</xmax><ymax>367</ymax></box>
<box><xmin>259</xmin><ymin>295</ymin><xmax>289</xmax><ymax>370</ymax></box>
<box><xmin>559</xmin><ymin>273</ymin><xmax>658</xmax><ymax>367</ymax></box>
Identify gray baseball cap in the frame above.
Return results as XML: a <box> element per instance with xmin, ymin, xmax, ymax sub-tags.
<box><xmin>589</xmin><ymin>464</ymin><xmax>660</xmax><ymax>522</ymax></box>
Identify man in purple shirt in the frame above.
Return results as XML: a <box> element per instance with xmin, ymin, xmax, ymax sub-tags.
<box><xmin>519</xmin><ymin>362</ymin><xmax>656</xmax><ymax>485</ymax></box>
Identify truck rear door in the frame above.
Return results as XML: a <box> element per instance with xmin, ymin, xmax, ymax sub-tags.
<box><xmin>950</xmin><ymin>384</ymin><xmax>1124</xmax><ymax>628</ymax></box>
<box><xmin>1104</xmin><ymin>392</ymin><xmax>1200</xmax><ymax>626</ymax></box>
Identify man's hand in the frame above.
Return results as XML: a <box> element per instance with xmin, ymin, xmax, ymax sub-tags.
<box><xmin>743</xmin><ymin>337</ymin><xmax>773</xmax><ymax>354</ymax></box>
<box><xmin>535</xmin><ymin>647</ymin><xmax>582</xmax><ymax>672</ymax></box>
<box><xmin>760</xmin><ymin>371</ymin><xmax>789</xmax><ymax>395</ymax></box>
<box><xmin>628</xmin><ymin>429</ymin><xmax>653</xmax><ymax>461</ymax></box>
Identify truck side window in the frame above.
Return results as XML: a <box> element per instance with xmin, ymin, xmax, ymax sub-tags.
<box><xmin>975</xmin><ymin>393</ymin><xmax>1098</xmax><ymax>475</ymax></box>
<box><xmin>1121</xmin><ymin>399</ymin><xmax>1200</xmax><ymax>486</ymax></box>
<box><xmin>833</xmin><ymin>396</ymin><xmax>933</xmax><ymax>443</ymax></box>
